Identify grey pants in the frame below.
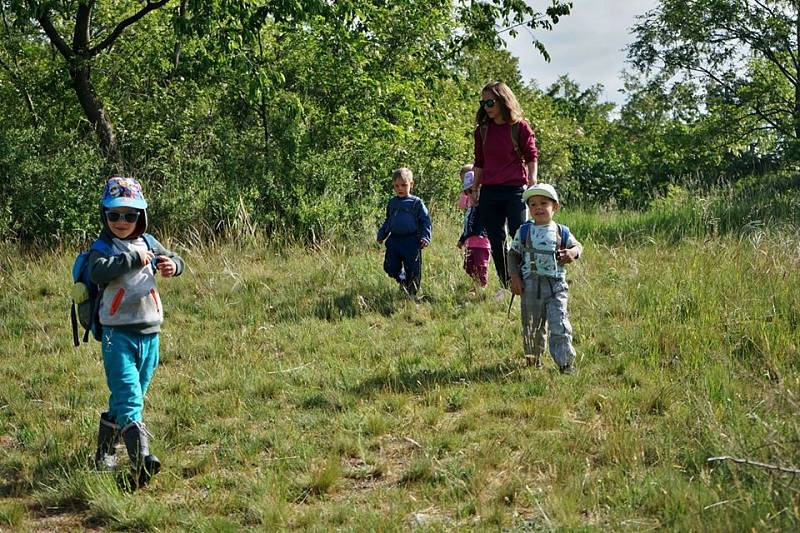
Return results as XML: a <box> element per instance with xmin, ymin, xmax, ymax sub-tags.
<box><xmin>520</xmin><ymin>276</ymin><xmax>576</xmax><ymax>368</ymax></box>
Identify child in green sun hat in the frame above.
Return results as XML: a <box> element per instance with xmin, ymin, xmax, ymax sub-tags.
<box><xmin>507</xmin><ymin>184</ymin><xmax>582</xmax><ymax>374</ymax></box>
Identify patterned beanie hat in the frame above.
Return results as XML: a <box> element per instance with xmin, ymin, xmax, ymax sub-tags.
<box><xmin>101</xmin><ymin>176</ymin><xmax>148</xmax><ymax>209</ymax></box>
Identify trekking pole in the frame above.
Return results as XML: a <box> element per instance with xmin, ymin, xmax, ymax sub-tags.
<box><xmin>503</xmin><ymin>238</ymin><xmax>513</xmax><ymax>317</ymax></box>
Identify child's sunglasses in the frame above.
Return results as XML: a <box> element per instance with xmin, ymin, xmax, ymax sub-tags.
<box><xmin>106</xmin><ymin>211</ymin><xmax>140</xmax><ymax>223</ymax></box>
<box><xmin>479</xmin><ymin>98</ymin><xmax>496</xmax><ymax>108</ymax></box>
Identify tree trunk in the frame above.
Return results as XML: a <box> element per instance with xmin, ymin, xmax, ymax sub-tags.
<box><xmin>0</xmin><ymin>58</ymin><xmax>38</xmax><ymax>126</ymax></box>
<box><xmin>170</xmin><ymin>0</ymin><xmax>188</xmax><ymax>78</ymax></box>
<box><xmin>70</xmin><ymin>62</ymin><xmax>122</xmax><ymax>168</ymax></box>
<box><xmin>36</xmin><ymin>5</ymin><xmax>123</xmax><ymax>169</ymax></box>
<box><xmin>795</xmin><ymin>5</ymin><xmax>800</xmax><ymax>140</ymax></box>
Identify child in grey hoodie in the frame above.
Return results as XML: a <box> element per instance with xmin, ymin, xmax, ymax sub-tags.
<box><xmin>89</xmin><ymin>176</ymin><xmax>184</xmax><ymax>487</ymax></box>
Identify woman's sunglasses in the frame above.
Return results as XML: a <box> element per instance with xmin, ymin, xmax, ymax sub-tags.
<box><xmin>479</xmin><ymin>98</ymin><xmax>496</xmax><ymax>108</ymax></box>
<box><xmin>106</xmin><ymin>211</ymin><xmax>140</xmax><ymax>223</ymax></box>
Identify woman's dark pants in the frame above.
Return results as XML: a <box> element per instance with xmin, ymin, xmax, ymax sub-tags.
<box><xmin>478</xmin><ymin>185</ymin><xmax>526</xmax><ymax>287</ymax></box>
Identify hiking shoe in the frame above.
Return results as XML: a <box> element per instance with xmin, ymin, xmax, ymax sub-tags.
<box><xmin>94</xmin><ymin>412</ymin><xmax>119</xmax><ymax>472</ymax></box>
<box><xmin>524</xmin><ymin>355</ymin><xmax>543</xmax><ymax>369</ymax></box>
<box><xmin>559</xmin><ymin>364</ymin><xmax>576</xmax><ymax>375</ymax></box>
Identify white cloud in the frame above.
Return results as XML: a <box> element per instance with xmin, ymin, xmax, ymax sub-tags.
<box><xmin>505</xmin><ymin>0</ymin><xmax>660</xmax><ymax>105</ymax></box>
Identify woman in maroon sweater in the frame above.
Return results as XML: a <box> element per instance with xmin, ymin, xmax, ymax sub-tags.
<box><xmin>472</xmin><ymin>81</ymin><xmax>539</xmax><ymax>289</ymax></box>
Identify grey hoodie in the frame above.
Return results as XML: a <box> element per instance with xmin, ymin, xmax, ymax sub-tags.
<box><xmin>88</xmin><ymin>210</ymin><xmax>184</xmax><ymax>335</ymax></box>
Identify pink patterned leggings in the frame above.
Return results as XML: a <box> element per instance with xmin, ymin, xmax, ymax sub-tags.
<box><xmin>464</xmin><ymin>247</ymin><xmax>490</xmax><ymax>287</ymax></box>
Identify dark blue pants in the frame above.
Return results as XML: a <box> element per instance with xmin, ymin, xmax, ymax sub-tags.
<box><xmin>478</xmin><ymin>185</ymin><xmax>526</xmax><ymax>286</ymax></box>
<box><xmin>383</xmin><ymin>234</ymin><xmax>422</xmax><ymax>291</ymax></box>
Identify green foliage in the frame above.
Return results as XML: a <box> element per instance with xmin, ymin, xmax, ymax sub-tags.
<box><xmin>627</xmin><ymin>0</ymin><xmax>797</xmax><ymax>164</ymax></box>
<box><xmin>2</xmin><ymin>0</ymin><xmax>798</xmax><ymax>243</ymax></box>
<box><xmin>0</xmin><ymin>127</ymin><xmax>106</xmax><ymax>241</ymax></box>
<box><xmin>0</xmin><ymin>0</ymin><xmax>579</xmax><ymax>242</ymax></box>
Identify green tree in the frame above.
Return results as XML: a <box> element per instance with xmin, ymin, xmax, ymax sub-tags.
<box><xmin>0</xmin><ymin>0</ymin><xmax>574</xmax><ymax>241</ymax></box>
<box><xmin>628</xmin><ymin>0</ymin><xmax>798</xmax><ymax>158</ymax></box>
<box><xmin>7</xmin><ymin>0</ymin><xmax>175</xmax><ymax>167</ymax></box>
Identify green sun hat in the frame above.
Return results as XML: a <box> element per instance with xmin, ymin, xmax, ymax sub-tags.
<box><xmin>522</xmin><ymin>183</ymin><xmax>560</xmax><ymax>205</ymax></box>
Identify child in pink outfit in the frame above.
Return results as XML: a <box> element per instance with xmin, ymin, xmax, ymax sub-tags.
<box><xmin>457</xmin><ymin>170</ymin><xmax>491</xmax><ymax>288</ymax></box>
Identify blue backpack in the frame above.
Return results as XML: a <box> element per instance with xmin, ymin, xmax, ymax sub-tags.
<box><xmin>70</xmin><ymin>233</ymin><xmax>156</xmax><ymax>346</ymax></box>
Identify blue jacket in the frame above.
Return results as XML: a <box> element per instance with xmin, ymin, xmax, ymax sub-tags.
<box><xmin>377</xmin><ymin>195</ymin><xmax>432</xmax><ymax>243</ymax></box>
<box><xmin>458</xmin><ymin>204</ymin><xmax>487</xmax><ymax>245</ymax></box>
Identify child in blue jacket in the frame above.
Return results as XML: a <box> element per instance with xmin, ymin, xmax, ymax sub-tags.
<box><xmin>89</xmin><ymin>177</ymin><xmax>184</xmax><ymax>487</ymax></box>
<box><xmin>377</xmin><ymin>168</ymin><xmax>432</xmax><ymax>295</ymax></box>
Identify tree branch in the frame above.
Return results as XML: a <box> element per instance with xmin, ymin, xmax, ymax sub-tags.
<box><xmin>0</xmin><ymin>55</ymin><xmax>38</xmax><ymax>124</ymax></box>
<box><xmin>713</xmin><ymin>13</ymin><xmax>797</xmax><ymax>86</ymax></box>
<box><xmin>686</xmin><ymin>63</ymin><xmax>787</xmax><ymax>133</ymax></box>
<box><xmin>496</xmin><ymin>14</ymin><xmax>543</xmax><ymax>34</ymax></box>
<box><xmin>708</xmin><ymin>455</ymin><xmax>800</xmax><ymax>475</ymax></box>
<box><xmin>35</xmin><ymin>11</ymin><xmax>74</xmax><ymax>60</ymax></box>
<box><xmin>750</xmin><ymin>0</ymin><xmax>778</xmax><ymax>19</ymax></box>
<box><xmin>88</xmin><ymin>0</ymin><xmax>171</xmax><ymax>56</ymax></box>
<box><xmin>73</xmin><ymin>0</ymin><xmax>93</xmax><ymax>53</ymax></box>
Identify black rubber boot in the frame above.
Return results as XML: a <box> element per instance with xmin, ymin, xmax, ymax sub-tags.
<box><xmin>122</xmin><ymin>421</ymin><xmax>161</xmax><ymax>488</ymax></box>
<box><xmin>94</xmin><ymin>412</ymin><xmax>119</xmax><ymax>471</ymax></box>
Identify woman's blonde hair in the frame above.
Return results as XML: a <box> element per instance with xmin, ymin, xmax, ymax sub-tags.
<box><xmin>475</xmin><ymin>81</ymin><xmax>524</xmax><ymax>125</ymax></box>
<box><xmin>391</xmin><ymin>167</ymin><xmax>414</xmax><ymax>183</ymax></box>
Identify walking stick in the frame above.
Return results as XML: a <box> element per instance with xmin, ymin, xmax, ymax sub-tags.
<box><xmin>503</xmin><ymin>239</ymin><xmax>514</xmax><ymax>318</ymax></box>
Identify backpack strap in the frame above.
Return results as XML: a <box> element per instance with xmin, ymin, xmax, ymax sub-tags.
<box><xmin>557</xmin><ymin>223</ymin><xmax>570</xmax><ymax>250</ymax></box>
<box><xmin>510</xmin><ymin>122</ymin><xmax>523</xmax><ymax>161</ymax></box>
<box><xmin>91</xmin><ymin>233</ymin><xmax>155</xmax><ymax>253</ymax></box>
<box><xmin>90</xmin><ymin>235</ymin><xmax>114</xmax><ymax>255</ymax></box>
<box><xmin>520</xmin><ymin>221</ymin><xmax>533</xmax><ymax>249</ymax></box>
<box><xmin>521</xmin><ymin>221</ymin><xmax>568</xmax><ymax>250</ymax></box>
<box><xmin>71</xmin><ymin>303</ymin><xmax>80</xmax><ymax>347</ymax></box>
<box><xmin>142</xmin><ymin>233</ymin><xmax>157</xmax><ymax>250</ymax></box>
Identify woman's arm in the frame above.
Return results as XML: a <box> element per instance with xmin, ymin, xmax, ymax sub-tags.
<box><xmin>527</xmin><ymin>160</ymin><xmax>537</xmax><ymax>186</ymax></box>
<box><xmin>473</xmin><ymin>126</ymin><xmax>484</xmax><ymax>187</ymax></box>
<box><xmin>520</xmin><ymin>121</ymin><xmax>538</xmax><ymax>186</ymax></box>
<box><xmin>473</xmin><ymin>167</ymin><xmax>484</xmax><ymax>188</ymax></box>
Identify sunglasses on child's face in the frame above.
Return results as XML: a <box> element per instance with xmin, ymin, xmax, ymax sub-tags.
<box><xmin>480</xmin><ymin>98</ymin><xmax>496</xmax><ymax>108</ymax></box>
<box><xmin>106</xmin><ymin>211</ymin><xmax>139</xmax><ymax>223</ymax></box>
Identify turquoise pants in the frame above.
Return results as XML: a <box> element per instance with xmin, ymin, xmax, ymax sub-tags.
<box><xmin>101</xmin><ymin>327</ymin><xmax>159</xmax><ymax>427</ymax></box>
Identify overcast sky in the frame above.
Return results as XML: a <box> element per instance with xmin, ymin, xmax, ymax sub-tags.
<box><xmin>506</xmin><ymin>0</ymin><xmax>660</xmax><ymax>106</ymax></box>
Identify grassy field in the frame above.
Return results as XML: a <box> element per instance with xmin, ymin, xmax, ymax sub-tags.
<box><xmin>1</xmin><ymin>194</ymin><xmax>799</xmax><ymax>531</ymax></box>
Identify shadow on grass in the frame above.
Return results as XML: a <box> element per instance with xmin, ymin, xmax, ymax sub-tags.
<box><xmin>270</xmin><ymin>286</ymin><xmax>416</xmax><ymax>322</ymax></box>
<box><xmin>349</xmin><ymin>361</ymin><xmax>525</xmax><ymax>397</ymax></box>
<box><xmin>311</xmin><ymin>288</ymin><xmax>400</xmax><ymax>321</ymax></box>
